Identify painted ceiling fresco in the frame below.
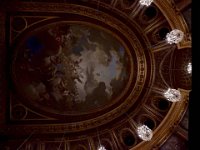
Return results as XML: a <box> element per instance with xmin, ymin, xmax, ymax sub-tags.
<box><xmin>12</xmin><ymin>23</ymin><xmax>129</xmax><ymax>114</ymax></box>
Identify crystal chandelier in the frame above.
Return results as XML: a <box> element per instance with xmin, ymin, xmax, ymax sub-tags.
<box><xmin>98</xmin><ymin>145</ymin><xmax>106</xmax><ymax>150</ymax></box>
<box><xmin>139</xmin><ymin>0</ymin><xmax>153</xmax><ymax>6</ymax></box>
<box><xmin>164</xmin><ymin>88</ymin><xmax>181</xmax><ymax>102</ymax></box>
<box><xmin>137</xmin><ymin>125</ymin><xmax>153</xmax><ymax>141</ymax></box>
<box><xmin>187</xmin><ymin>62</ymin><xmax>192</xmax><ymax>74</ymax></box>
<box><xmin>166</xmin><ymin>29</ymin><xmax>184</xmax><ymax>44</ymax></box>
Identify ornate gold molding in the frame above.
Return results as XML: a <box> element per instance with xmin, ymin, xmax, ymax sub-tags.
<box><xmin>130</xmin><ymin>88</ymin><xmax>189</xmax><ymax>150</ymax></box>
<box><xmin>4</xmin><ymin>2</ymin><xmax>154</xmax><ymax>134</ymax></box>
<box><xmin>154</xmin><ymin>0</ymin><xmax>191</xmax><ymax>49</ymax></box>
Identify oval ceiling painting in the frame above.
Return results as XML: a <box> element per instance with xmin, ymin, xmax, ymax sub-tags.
<box><xmin>12</xmin><ymin>23</ymin><xmax>130</xmax><ymax>115</ymax></box>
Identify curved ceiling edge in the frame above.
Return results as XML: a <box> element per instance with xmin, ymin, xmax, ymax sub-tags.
<box><xmin>131</xmin><ymin>89</ymin><xmax>189</xmax><ymax>150</ymax></box>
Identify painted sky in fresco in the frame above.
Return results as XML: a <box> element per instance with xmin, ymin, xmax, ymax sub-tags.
<box><xmin>13</xmin><ymin>23</ymin><xmax>129</xmax><ymax>114</ymax></box>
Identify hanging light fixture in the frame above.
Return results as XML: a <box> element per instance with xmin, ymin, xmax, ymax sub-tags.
<box><xmin>98</xmin><ymin>145</ymin><xmax>106</xmax><ymax>150</ymax></box>
<box><xmin>137</xmin><ymin>125</ymin><xmax>153</xmax><ymax>141</ymax></box>
<box><xmin>164</xmin><ymin>88</ymin><xmax>181</xmax><ymax>102</ymax></box>
<box><xmin>187</xmin><ymin>62</ymin><xmax>192</xmax><ymax>74</ymax></box>
<box><xmin>97</xmin><ymin>128</ymin><xmax>106</xmax><ymax>150</ymax></box>
<box><xmin>139</xmin><ymin>0</ymin><xmax>153</xmax><ymax>6</ymax></box>
<box><xmin>166</xmin><ymin>29</ymin><xmax>184</xmax><ymax>44</ymax></box>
